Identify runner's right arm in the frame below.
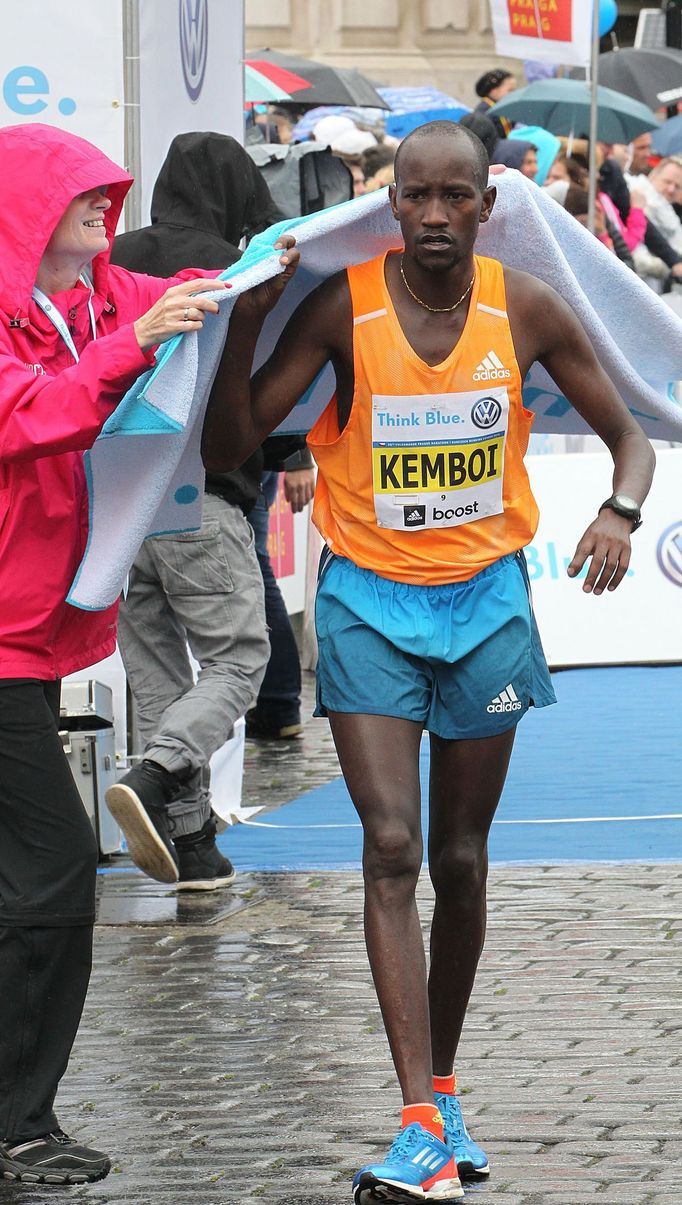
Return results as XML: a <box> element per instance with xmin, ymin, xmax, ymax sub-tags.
<box><xmin>201</xmin><ymin>239</ymin><xmax>349</xmax><ymax>472</ymax></box>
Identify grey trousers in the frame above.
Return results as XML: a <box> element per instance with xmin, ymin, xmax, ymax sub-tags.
<box><xmin>117</xmin><ymin>493</ymin><xmax>269</xmax><ymax>837</ymax></box>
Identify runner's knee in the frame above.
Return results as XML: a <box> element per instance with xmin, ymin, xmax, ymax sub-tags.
<box><xmin>362</xmin><ymin>821</ymin><xmax>422</xmax><ymax>889</ymax></box>
<box><xmin>429</xmin><ymin>839</ymin><xmax>488</xmax><ymax>898</ymax></box>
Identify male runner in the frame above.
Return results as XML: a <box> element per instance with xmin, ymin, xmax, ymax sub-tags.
<box><xmin>202</xmin><ymin>122</ymin><xmax>654</xmax><ymax>1204</ymax></box>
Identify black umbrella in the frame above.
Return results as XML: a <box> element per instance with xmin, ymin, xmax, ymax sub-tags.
<box><xmin>598</xmin><ymin>47</ymin><xmax>682</xmax><ymax>112</ymax></box>
<box><xmin>248</xmin><ymin>48</ymin><xmax>389</xmax><ymax>109</ymax></box>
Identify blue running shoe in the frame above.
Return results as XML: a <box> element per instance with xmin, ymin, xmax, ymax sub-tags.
<box><xmin>436</xmin><ymin>1093</ymin><xmax>489</xmax><ymax>1179</ymax></box>
<box><xmin>352</xmin><ymin>1122</ymin><xmax>463</xmax><ymax>1204</ymax></box>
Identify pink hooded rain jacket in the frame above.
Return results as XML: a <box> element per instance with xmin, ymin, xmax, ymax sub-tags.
<box><xmin>0</xmin><ymin>123</ymin><xmax>207</xmax><ymax>680</ymax></box>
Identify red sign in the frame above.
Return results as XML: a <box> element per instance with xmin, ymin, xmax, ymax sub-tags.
<box><xmin>507</xmin><ymin>0</ymin><xmax>572</xmax><ymax>39</ymax></box>
<box><xmin>267</xmin><ymin>476</ymin><xmax>295</xmax><ymax>579</ymax></box>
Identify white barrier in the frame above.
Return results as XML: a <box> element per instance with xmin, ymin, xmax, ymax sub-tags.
<box><xmin>527</xmin><ymin>448</ymin><xmax>682</xmax><ymax>666</ymax></box>
<box><xmin>67</xmin><ymin>447</ymin><xmax>682</xmax><ymax>776</ymax></box>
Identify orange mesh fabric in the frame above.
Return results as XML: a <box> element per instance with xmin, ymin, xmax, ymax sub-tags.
<box><xmin>308</xmin><ymin>252</ymin><xmax>539</xmax><ymax>585</ymax></box>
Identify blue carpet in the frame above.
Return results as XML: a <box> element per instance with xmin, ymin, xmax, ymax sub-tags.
<box><xmin>220</xmin><ymin>667</ymin><xmax>682</xmax><ymax>870</ymax></box>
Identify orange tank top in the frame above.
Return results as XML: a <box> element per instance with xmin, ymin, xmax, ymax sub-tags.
<box><xmin>308</xmin><ymin>251</ymin><xmax>539</xmax><ymax>585</ymax></box>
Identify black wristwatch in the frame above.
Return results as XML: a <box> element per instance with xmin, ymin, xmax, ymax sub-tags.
<box><xmin>598</xmin><ymin>494</ymin><xmax>642</xmax><ymax>530</ymax></box>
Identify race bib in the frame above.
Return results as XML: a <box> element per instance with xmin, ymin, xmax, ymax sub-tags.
<box><xmin>371</xmin><ymin>389</ymin><xmax>509</xmax><ymax>530</ymax></box>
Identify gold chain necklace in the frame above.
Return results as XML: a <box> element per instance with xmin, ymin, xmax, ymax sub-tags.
<box><xmin>399</xmin><ymin>257</ymin><xmax>475</xmax><ymax>314</ymax></box>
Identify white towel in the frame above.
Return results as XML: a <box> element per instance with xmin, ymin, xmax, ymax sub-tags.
<box><xmin>68</xmin><ymin>171</ymin><xmax>682</xmax><ymax>611</ymax></box>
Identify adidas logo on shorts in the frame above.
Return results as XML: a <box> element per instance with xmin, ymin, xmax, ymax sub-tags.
<box><xmin>487</xmin><ymin>683</ymin><xmax>522</xmax><ymax>713</ymax></box>
<box><xmin>473</xmin><ymin>350</ymin><xmax>511</xmax><ymax>381</ymax></box>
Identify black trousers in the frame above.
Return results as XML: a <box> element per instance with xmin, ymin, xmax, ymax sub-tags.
<box><xmin>0</xmin><ymin>680</ymin><xmax>98</xmax><ymax>1142</ymax></box>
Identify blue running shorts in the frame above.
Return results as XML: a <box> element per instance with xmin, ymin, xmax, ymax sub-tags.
<box><xmin>314</xmin><ymin>550</ymin><xmax>556</xmax><ymax>740</ymax></box>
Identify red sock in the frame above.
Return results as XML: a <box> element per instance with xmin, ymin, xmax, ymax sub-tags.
<box><xmin>402</xmin><ymin>1102</ymin><xmax>444</xmax><ymax>1141</ymax></box>
<box><xmin>432</xmin><ymin>1072</ymin><xmax>457</xmax><ymax>1096</ymax></box>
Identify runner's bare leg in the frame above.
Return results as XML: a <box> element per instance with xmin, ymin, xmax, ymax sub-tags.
<box><xmin>328</xmin><ymin>711</ymin><xmax>433</xmax><ymax>1104</ymax></box>
<box><xmin>427</xmin><ymin>729</ymin><xmax>516</xmax><ymax>1073</ymax></box>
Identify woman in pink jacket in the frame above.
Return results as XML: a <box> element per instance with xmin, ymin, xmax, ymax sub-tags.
<box><xmin>0</xmin><ymin>123</ymin><xmax>225</xmax><ymax>1184</ymax></box>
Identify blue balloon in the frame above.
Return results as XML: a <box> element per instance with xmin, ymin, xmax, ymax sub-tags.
<box><xmin>598</xmin><ymin>0</ymin><xmax>618</xmax><ymax>36</ymax></box>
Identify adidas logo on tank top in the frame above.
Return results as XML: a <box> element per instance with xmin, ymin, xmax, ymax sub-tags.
<box><xmin>473</xmin><ymin>349</ymin><xmax>511</xmax><ymax>382</ymax></box>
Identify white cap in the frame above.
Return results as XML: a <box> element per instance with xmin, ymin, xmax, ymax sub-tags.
<box><xmin>544</xmin><ymin>179</ymin><xmax>570</xmax><ymax>205</ymax></box>
<box><xmin>312</xmin><ymin>115</ymin><xmax>356</xmax><ymax>145</ymax></box>
<box><xmin>332</xmin><ymin>128</ymin><xmax>378</xmax><ymax>155</ymax></box>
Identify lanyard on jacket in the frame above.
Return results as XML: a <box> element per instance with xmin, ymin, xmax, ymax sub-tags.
<box><xmin>31</xmin><ymin>277</ymin><xmax>97</xmax><ymax>363</ymax></box>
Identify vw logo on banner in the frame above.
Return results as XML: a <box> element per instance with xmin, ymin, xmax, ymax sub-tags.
<box><xmin>471</xmin><ymin>397</ymin><xmax>502</xmax><ymax>429</ymax></box>
<box><xmin>657</xmin><ymin>521</ymin><xmax>682</xmax><ymax>588</ymax></box>
<box><xmin>179</xmin><ymin>0</ymin><xmax>208</xmax><ymax>101</ymax></box>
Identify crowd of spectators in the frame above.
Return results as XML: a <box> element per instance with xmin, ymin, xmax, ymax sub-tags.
<box><xmin>248</xmin><ymin>71</ymin><xmax>682</xmax><ymax>300</ymax></box>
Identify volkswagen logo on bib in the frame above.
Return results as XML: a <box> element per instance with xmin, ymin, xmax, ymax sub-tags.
<box><xmin>471</xmin><ymin>397</ymin><xmax>502</xmax><ymax>430</ymax></box>
<box><xmin>179</xmin><ymin>0</ymin><xmax>208</xmax><ymax>101</ymax></box>
<box><xmin>657</xmin><ymin>521</ymin><xmax>682</xmax><ymax>588</ymax></box>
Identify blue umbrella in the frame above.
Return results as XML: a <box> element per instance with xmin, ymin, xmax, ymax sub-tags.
<box><xmin>377</xmin><ymin>86</ymin><xmax>470</xmax><ymax>139</ymax></box>
<box><xmin>292</xmin><ymin>104</ymin><xmax>385</xmax><ymax>142</ymax></box>
<box><xmin>377</xmin><ymin>85</ymin><xmax>470</xmax><ymax>112</ymax></box>
<box><xmin>291</xmin><ymin>86</ymin><xmax>471</xmax><ymax>143</ymax></box>
<box><xmin>490</xmin><ymin>78</ymin><xmax>660</xmax><ymax>143</ymax></box>
<box><xmin>652</xmin><ymin>113</ymin><xmax>682</xmax><ymax>157</ymax></box>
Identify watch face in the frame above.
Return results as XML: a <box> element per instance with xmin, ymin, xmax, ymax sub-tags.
<box><xmin>612</xmin><ymin>494</ymin><xmax>639</xmax><ymax>512</ymax></box>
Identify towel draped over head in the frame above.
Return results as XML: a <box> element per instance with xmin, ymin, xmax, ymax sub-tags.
<box><xmin>67</xmin><ymin>174</ymin><xmax>682</xmax><ymax>613</ymax></box>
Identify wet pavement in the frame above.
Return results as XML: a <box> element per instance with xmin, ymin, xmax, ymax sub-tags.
<box><xmin>14</xmin><ymin>673</ymin><xmax>682</xmax><ymax>1205</ymax></box>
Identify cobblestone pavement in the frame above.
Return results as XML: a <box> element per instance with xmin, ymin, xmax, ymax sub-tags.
<box><xmin>8</xmin><ymin>674</ymin><xmax>681</xmax><ymax>1205</ymax></box>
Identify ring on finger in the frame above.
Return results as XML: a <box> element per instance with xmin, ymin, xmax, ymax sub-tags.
<box><xmin>183</xmin><ymin>306</ymin><xmax>190</xmax><ymax>322</ymax></box>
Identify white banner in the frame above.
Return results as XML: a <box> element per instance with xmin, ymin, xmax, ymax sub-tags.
<box><xmin>490</xmin><ymin>0</ymin><xmax>592</xmax><ymax>67</ymax></box>
<box><xmin>138</xmin><ymin>0</ymin><xmax>245</xmax><ymax>224</ymax></box>
<box><xmin>0</xmin><ymin>0</ymin><xmax>124</xmax><ymax>161</ymax></box>
<box><xmin>279</xmin><ymin>504</ymin><xmax>310</xmax><ymax>615</ymax></box>
<box><xmin>527</xmin><ymin>448</ymin><xmax>682</xmax><ymax>666</ymax></box>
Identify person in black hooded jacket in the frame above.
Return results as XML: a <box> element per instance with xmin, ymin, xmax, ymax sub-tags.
<box><xmin>114</xmin><ymin>131</ymin><xmax>282</xmax><ymax>269</ymax></box>
<box><xmin>107</xmin><ymin>132</ymin><xmax>312</xmax><ymax>888</ymax></box>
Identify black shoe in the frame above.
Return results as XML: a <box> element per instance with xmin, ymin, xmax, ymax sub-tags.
<box><xmin>174</xmin><ymin>817</ymin><xmax>236</xmax><ymax>891</ymax></box>
<box><xmin>245</xmin><ymin>709</ymin><xmax>303</xmax><ymax>741</ymax></box>
<box><xmin>0</xmin><ymin>1130</ymin><xmax>111</xmax><ymax>1184</ymax></box>
<box><xmin>105</xmin><ymin>760</ymin><xmax>186</xmax><ymax>883</ymax></box>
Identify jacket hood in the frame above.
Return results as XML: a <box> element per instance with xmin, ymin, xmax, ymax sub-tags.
<box><xmin>0</xmin><ymin>122</ymin><xmax>132</xmax><ymax>317</ymax></box>
<box><xmin>491</xmin><ymin>139</ymin><xmax>535</xmax><ymax>171</ymax></box>
<box><xmin>150</xmin><ymin>131</ymin><xmax>281</xmax><ymax>244</ymax></box>
<box><xmin>508</xmin><ymin>126</ymin><xmax>560</xmax><ymax>186</ymax></box>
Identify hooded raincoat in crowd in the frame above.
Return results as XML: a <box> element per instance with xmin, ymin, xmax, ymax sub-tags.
<box><xmin>111</xmin><ymin>132</ymin><xmax>305</xmax><ymax>515</ymax></box>
<box><xmin>113</xmin><ymin>130</ymin><xmax>282</xmax><ymax>278</ymax></box>
<box><xmin>0</xmin><ymin>123</ymin><xmax>207</xmax><ymax>680</ymax></box>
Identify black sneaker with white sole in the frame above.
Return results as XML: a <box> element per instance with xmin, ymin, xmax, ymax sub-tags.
<box><xmin>245</xmin><ymin>709</ymin><xmax>303</xmax><ymax>741</ymax></box>
<box><xmin>174</xmin><ymin>816</ymin><xmax>236</xmax><ymax>891</ymax></box>
<box><xmin>105</xmin><ymin>759</ymin><xmax>186</xmax><ymax>883</ymax></box>
<box><xmin>0</xmin><ymin>1130</ymin><xmax>111</xmax><ymax>1184</ymax></box>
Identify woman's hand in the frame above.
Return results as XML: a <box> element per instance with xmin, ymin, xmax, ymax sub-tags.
<box><xmin>134</xmin><ymin>278</ymin><xmax>229</xmax><ymax>351</ymax></box>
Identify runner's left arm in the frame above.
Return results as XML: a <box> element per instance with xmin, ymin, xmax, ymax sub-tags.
<box><xmin>507</xmin><ymin>271</ymin><xmax>655</xmax><ymax>596</ymax></box>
